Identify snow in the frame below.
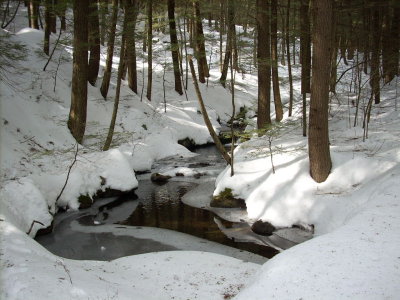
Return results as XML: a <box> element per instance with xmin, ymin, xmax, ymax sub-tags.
<box><xmin>1</xmin><ymin>6</ymin><xmax>400</xmax><ymax>300</ymax></box>
<box><xmin>0</xmin><ymin>220</ymin><xmax>259</xmax><ymax>300</ymax></box>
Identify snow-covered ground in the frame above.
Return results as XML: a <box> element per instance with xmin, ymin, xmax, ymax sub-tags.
<box><xmin>1</xmin><ymin>6</ymin><xmax>400</xmax><ymax>300</ymax></box>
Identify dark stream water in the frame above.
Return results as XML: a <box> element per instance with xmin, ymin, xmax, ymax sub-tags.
<box><xmin>36</xmin><ymin>146</ymin><xmax>280</xmax><ymax>262</ymax></box>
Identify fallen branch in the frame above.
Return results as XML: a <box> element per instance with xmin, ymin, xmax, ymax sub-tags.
<box><xmin>188</xmin><ymin>56</ymin><xmax>231</xmax><ymax>165</ymax></box>
<box><xmin>56</xmin><ymin>144</ymin><xmax>79</xmax><ymax>203</ymax></box>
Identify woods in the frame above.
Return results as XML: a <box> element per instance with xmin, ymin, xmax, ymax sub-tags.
<box><xmin>2</xmin><ymin>0</ymin><xmax>399</xmax><ymax>181</ymax></box>
<box><xmin>1</xmin><ymin>1</ymin><xmax>400</xmax><ymax>298</ymax></box>
<box><xmin>41</xmin><ymin>0</ymin><xmax>399</xmax><ymax>183</ymax></box>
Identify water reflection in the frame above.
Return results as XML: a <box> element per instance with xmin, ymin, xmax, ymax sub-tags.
<box><xmin>121</xmin><ymin>180</ymin><xmax>278</xmax><ymax>259</ymax></box>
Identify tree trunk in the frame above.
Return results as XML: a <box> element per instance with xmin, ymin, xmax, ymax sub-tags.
<box><xmin>146</xmin><ymin>0</ymin><xmax>153</xmax><ymax>101</ymax></box>
<box><xmin>370</xmin><ymin>8</ymin><xmax>381</xmax><ymax>104</ymax></box>
<box><xmin>286</xmin><ymin>0</ymin><xmax>293</xmax><ymax>117</ymax></box>
<box><xmin>100</xmin><ymin>0</ymin><xmax>118</xmax><ymax>99</ymax></box>
<box><xmin>99</xmin><ymin>0</ymin><xmax>107</xmax><ymax>46</ymax></box>
<box><xmin>189</xmin><ymin>57</ymin><xmax>232</xmax><ymax>166</ymax></box>
<box><xmin>271</xmin><ymin>0</ymin><xmax>283</xmax><ymax>122</ymax></box>
<box><xmin>256</xmin><ymin>0</ymin><xmax>271</xmax><ymax>129</ymax></box>
<box><xmin>168</xmin><ymin>0</ymin><xmax>183</xmax><ymax>95</ymax></box>
<box><xmin>88</xmin><ymin>0</ymin><xmax>100</xmax><ymax>86</ymax></box>
<box><xmin>49</xmin><ymin>0</ymin><xmax>56</xmax><ymax>33</ymax></box>
<box><xmin>220</xmin><ymin>0</ymin><xmax>234</xmax><ymax>87</ymax></box>
<box><xmin>300</xmin><ymin>0</ymin><xmax>311</xmax><ymax>136</ymax></box>
<box><xmin>300</xmin><ymin>0</ymin><xmax>311</xmax><ymax>94</ymax></box>
<box><xmin>68</xmin><ymin>0</ymin><xmax>89</xmax><ymax>144</ymax></box>
<box><xmin>193</xmin><ymin>0</ymin><xmax>209</xmax><ymax>83</ymax></box>
<box><xmin>103</xmin><ymin>15</ymin><xmax>127</xmax><ymax>151</ymax></box>
<box><xmin>44</xmin><ymin>0</ymin><xmax>51</xmax><ymax>55</ymax></box>
<box><xmin>125</xmin><ymin>0</ymin><xmax>139</xmax><ymax>94</ymax></box>
<box><xmin>308</xmin><ymin>0</ymin><xmax>333</xmax><ymax>183</ymax></box>
<box><xmin>29</xmin><ymin>0</ymin><xmax>39</xmax><ymax>29</ymax></box>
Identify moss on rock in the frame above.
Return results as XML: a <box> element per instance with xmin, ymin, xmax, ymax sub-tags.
<box><xmin>210</xmin><ymin>188</ymin><xmax>246</xmax><ymax>208</ymax></box>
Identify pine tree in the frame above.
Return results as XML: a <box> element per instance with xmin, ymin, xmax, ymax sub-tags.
<box><xmin>88</xmin><ymin>0</ymin><xmax>101</xmax><ymax>86</ymax></box>
<box><xmin>308</xmin><ymin>0</ymin><xmax>333</xmax><ymax>183</ymax></box>
<box><xmin>68</xmin><ymin>0</ymin><xmax>89</xmax><ymax>144</ymax></box>
<box><xmin>168</xmin><ymin>0</ymin><xmax>183</xmax><ymax>95</ymax></box>
<box><xmin>256</xmin><ymin>0</ymin><xmax>271</xmax><ymax>129</ymax></box>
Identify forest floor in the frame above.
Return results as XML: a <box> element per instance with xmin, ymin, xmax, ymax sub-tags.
<box><xmin>1</xmin><ymin>7</ymin><xmax>400</xmax><ymax>300</ymax></box>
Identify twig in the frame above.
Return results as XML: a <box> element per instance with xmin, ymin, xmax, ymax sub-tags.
<box><xmin>26</xmin><ymin>220</ymin><xmax>45</xmax><ymax>235</ymax></box>
<box><xmin>1</xmin><ymin>0</ymin><xmax>20</xmax><ymax>29</ymax></box>
<box><xmin>57</xmin><ymin>260</ymin><xmax>73</xmax><ymax>284</ymax></box>
<box><xmin>56</xmin><ymin>144</ymin><xmax>79</xmax><ymax>202</ymax></box>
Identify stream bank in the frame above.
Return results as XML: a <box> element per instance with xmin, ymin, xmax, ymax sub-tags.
<box><xmin>36</xmin><ymin>145</ymin><xmax>310</xmax><ymax>264</ymax></box>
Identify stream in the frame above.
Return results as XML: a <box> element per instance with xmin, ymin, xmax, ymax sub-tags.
<box><xmin>36</xmin><ymin>145</ymin><xmax>310</xmax><ymax>264</ymax></box>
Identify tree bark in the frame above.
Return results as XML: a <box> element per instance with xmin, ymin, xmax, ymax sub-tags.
<box><xmin>308</xmin><ymin>0</ymin><xmax>333</xmax><ymax>183</ymax></box>
<box><xmin>100</xmin><ymin>0</ymin><xmax>118</xmax><ymax>99</ymax></box>
<box><xmin>271</xmin><ymin>0</ymin><xmax>283</xmax><ymax>122</ymax></box>
<box><xmin>168</xmin><ymin>0</ymin><xmax>183</xmax><ymax>95</ymax></box>
<box><xmin>146</xmin><ymin>0</ymin><xmax>153</xmax><ymax>100</ymax></box>
<box><xmin>256</xmin><ymin>0</ymin><xmax>271</xmax><ymax>129</ymax></box>
<box><xmin>88</xmin><ymin>0</ymin><xmax>101</xmax><ymax>86</ymax></box>
<box><xmin>300</xmin><ymin>0</ymin><xmax>311</xmax><ymax>94</ymax></box>
<box><xmin>370</xmin><ymin>8</ymin><xmax>381</xmax><ymax>104</ymax></box>
<box><xmin>29</xmin><ymin>0</ymin><xmax>39</xmax><ymax>29</ymax></box>
<box><xmin>193</xmin><ymin>0</ymin><xmax>209</xmax><ymax>83</ymax></box>
<box><xmin>44</xmin><ymin>0</ymin><xmax>51</xmax><ymax>55</ymax></box>
<box><xmin>286</xmin><ymin>0</ymin><xmax>294</xmax><ymax>117</ymax></box>
<box><xmin>99</xmin><ymin>0</ymin><xmax>107</xmax><ymax>46</ymax></box>
<box><xmin>219</xmin><ymin>0</ymin><xmax>234</xmax><ymax>87</ymax></box>
<box><xmin>189</xmin><ymin>57</ymin><xmax>231</xmax><ymax>165</ymax></box>
<box><xmin>68</xmin><ymin>0</ymin><xmax>89</xmax><ymax>144</ymax></box>
<box><xmin>103</xmin><ymin>15</ymin><xmax>127</xmax><ymax>151</ymax></box>
<box><xmin>125</xmin><ymin>0</ymin><xmax>139</xmax><ymax>94</ymax></box>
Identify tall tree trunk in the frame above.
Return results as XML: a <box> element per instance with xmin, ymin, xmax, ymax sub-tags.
<box><xmin>146</xmin><ymin>0</ymin><xmax>153</xmax><ymax>100</ymax></box>
<box><xmin>219</xmin><ymin>0</ymin><xmax>225</xmax><ymax>71</ymax></box>
<box><xmin>300</xmin><ymin>0</ymin><xmax>311</xmax><ymax>93</ymax></box>
<box><xmin>99</xmin><ymin>0</ymin><xmax>107</xmax><ymax>46</ymax></box>
<box><xmin>220</xmin><ymin>0</ymin><xmax>234</xmax><ymax>87</ymax></box>
<box><xmin>300</xmin><ymin>0</ymin><xmax>311</xmax><ymax>136</ymax></box>
<box><xmin>271</xmin><ymin>0</ymin><xmax>283</xmax><ymax>121</ymax></box>
<box><xmin>29</xmin><ymin>0</ymin><xmax>39</xmax><ymax>29</ymax></box>
<box><xmin>193</xmin><ymin>0</ymin><xmax>209</xmax><ymax>83</ymax></box>
<box><xmin>382</xmin><ymin>5</ymin><xmax>398</xmax><ymax>83</ymax></box>
<box><xmin>44</xmin><ymin>0</ymin><xmax>51</xmax><ymax>55</ymax></box>
<box><xmin>103</xmin><ymin>15</ymin><xmax>128</xmax><ymax>151</ymax></box>
<box><xmin>370</xmin><ymin>8</ymin><xmax>381</xmax><ymax>104</ymax></box>
<box><xmin>49</xmin><ymin>0</ymin><xmax>56</xmax><ymax>33</ymax></box>
<box><xmin>256</xmin><ymin>0</ymin><xmax>271</xmax><ymax>129</ymax></box>
<box><xmin>60</xmin><ymin>3</ymin><xmax>66</xmax><ymax>31</ymax></box>
<box><xmin>168</xmin><ymin>0</ymin><xmax>183</xmax><ymax>95</ymax></box>
<box><xmin>125</xmin><ymin>0</ymin><xmax>139</xmax><ymax>93</ymax></box>
<box><xmin>100</xmin><ymin>0</ymin><xmax>118</xmax><ymax>99</ymax></box>
<box><xmin>286</xmin><ymin>0</ymin><xmax>293</xmax><ymax>117</ymax></box>
<box><xmin>68</xmin><ymin>0</ymin><xmax>89</xmax><ymax>144</ymax></box>
<box><xmin>329</xmin><ymin>0</ymin><xmax>338</xmax><ymax>93</ymax></box>
<box><xmin>88</xmin><ymin>0</ymin><xmax>100</xmax><ymax>86</ymax></box>
<box><xmin>308</xmin><ymin>0</ymin><xmax>333</xmax><ymax>183</ymax></box>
